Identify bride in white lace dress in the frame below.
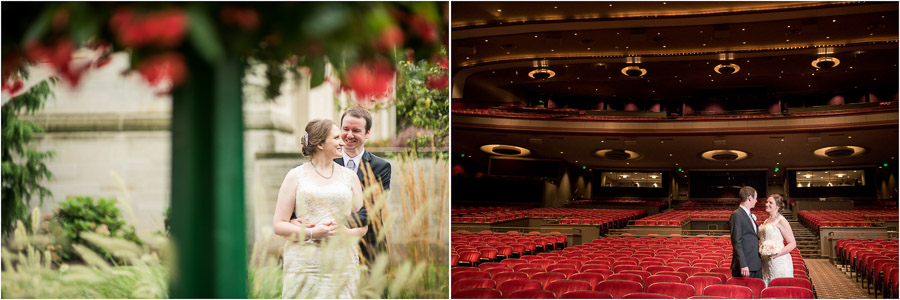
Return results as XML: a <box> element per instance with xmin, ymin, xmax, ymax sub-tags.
<box><xmin>273</xmin><ymin>119</ymin><xmax>366</xmax><ymax>299</ymax></box>
<box><xmin>759</xmin><ymin>194</ymin><xmax>796</xmax><ymax>286</ymax></box>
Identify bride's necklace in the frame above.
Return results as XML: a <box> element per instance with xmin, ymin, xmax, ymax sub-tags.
<box><xmin>766</xmin><ymin>214</ymin><xmax>780</xmax><ymax>225</ymax></box>
<box><xmin>310</xmin><ymin>161</ymin><xmax>334</xmax><ymax>179</ymax></box>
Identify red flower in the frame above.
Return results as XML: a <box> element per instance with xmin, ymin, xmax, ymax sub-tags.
<box><xmin>24</xmin><ymin>37</ymin><xmax>86</xmax><ymax>85</ymax></box>
<box><xmin>425</xmin><ymin>75</ymin><xmax>448</xmax><ymax>91</ymax></box>
<box><xmin>432</xmin><ymin>56</ymin><xmax>448</xmax><ymax>70</ymax></box>
<box><xmin>375</xmin><ymin>26</ymin><xmax>404</xmax><ymax>51</ymax></box>
<box><xmin>344</xmin><ymin>60</ymin><xmax>395</xmax><ymax>104</ymax></box>
<box><xmin>408</xmin><ymin>15</ymin><xmax>438</xmax><ymax>43</ymax></box>
<box><xmin>220</xmin><ymin>5</ymin><xmax>259</xmax><ymax>31</ymax></box>
<box><xmin>110</xmin><ymin>8</ymin><xmax>188</xmax><ymax>48</ymax></box>
<box><xmin>138</xmin><ymin>52</ymin><xmax>187</xmax><ymax>87</ymax></box>
<box><xmin>2</xmin><ymin>79</ymin><xmax>24</xmax><ymax>96</ymax></box>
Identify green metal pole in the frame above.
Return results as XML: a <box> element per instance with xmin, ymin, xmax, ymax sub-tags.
<box><xmin>212</xmin><ymin>55</ymin><xmax>248</xmax><ymax>298</ymax></box>
<box><xmin>170</xmin><ymin>47</ymin><xmax>247</xmax><ymax>298</ymax></box>
<box><xmin>170</xmin><ymin>46</ymin><xmax>215</xmax><ymax>298</ymax></box>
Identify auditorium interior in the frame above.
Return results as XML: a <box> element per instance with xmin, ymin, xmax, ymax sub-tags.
<box><xmin>449</xmin><ymin>2</ymin><xmax>898</xmax><ymax>299</ymax></box>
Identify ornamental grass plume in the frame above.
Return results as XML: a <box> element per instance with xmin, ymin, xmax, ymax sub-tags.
<box><xmin>1</xmin><ymin>173</ymin><xmax>170</xmax><ymax>298</ymax></box>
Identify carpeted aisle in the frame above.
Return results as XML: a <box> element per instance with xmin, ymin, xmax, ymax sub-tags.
<box><xmin>806</xmin><ymin>259</ymin><xmax>872</xmax><ymax>299</ymax></box>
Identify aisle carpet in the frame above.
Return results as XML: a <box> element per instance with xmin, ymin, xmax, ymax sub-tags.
<box><xmin>806</xmin><ymin>258</ymin><xmax>873</xmax><ymax>299</ymax></box>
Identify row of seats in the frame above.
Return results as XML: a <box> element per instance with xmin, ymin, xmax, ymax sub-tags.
<box><xmin>452</xmin><ymin>205</ymin><xmax>533</xmax><ymax>215</ymax></box>
<box><xmin>452</xmin><ymin>236</ymin><xmax>810</xmax><ymax>298</ymax></box>
<box><xmin>799</xmin><ymin>209</ymin><xmax>898</xmax><ymax>232</ymax></box>
<box><xmin>568</xmin><ymin>200</ymin><xmax>667</xmax><ymax>206</ymax></box>
<box><xmin>631</xmin><ymin>208</ymin><xmax>772</xmax><ymax>226</ymax></box>
<box><xmin>452</xmin><ymin>231</ymin><xmax>570</xmax><ymax>265</ymax></box>
<box><xmin>451</xmin><ymin>208</ymin><xmax>645</xmax><ymax>225</ymax></box>
<box><xmin>454</xmin><ymin>286</ymin><xmax>814</xmax><ymax>299</ymax></box>
<box><xmin>834</xmin><ymin>238</ymin><xmax>899</xmax><ymax>298</ymax></box>
<box><xmin>453</xmin><ymin>274</ymin><xmax>814</xmax><ymax>298</ymax></box>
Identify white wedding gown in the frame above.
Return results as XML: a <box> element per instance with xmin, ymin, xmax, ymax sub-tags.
<box><xmin>759</xmin><ymin>215</ymin><xmax>793</xmax><ymax>286</ymax></box>
<box><xmin>282</xmin><ymin>162</ymin><xmax>360</xmax><ymax>299</ymax></box>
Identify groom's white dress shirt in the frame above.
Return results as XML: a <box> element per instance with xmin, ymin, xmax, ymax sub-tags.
<box><xmin>741</xmin><ymin>206</ymin><xmax>756</xmax><ymax>233</ymax></box>
<box><xmin>342</xmin><ymin>148</ymin><xmax>365</xmax><ymax>173</ymax></box>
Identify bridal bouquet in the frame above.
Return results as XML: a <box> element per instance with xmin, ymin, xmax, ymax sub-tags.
<box><xmin>759</xmin><ymin>240</ymin><xmax>784</xmax><ymax>256</ymax></box>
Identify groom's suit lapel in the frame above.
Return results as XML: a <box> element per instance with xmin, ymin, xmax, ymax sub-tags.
<box><xmin>747</xmin><ymin>210</ymin><xmax>758</xmax><ymax>234</ymax></box>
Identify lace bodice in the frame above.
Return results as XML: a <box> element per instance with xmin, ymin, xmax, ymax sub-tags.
<box><xmin>293</xmin><ymin>162</ymin><xmax>355</xmax><ymax>225</ymax></box>
<box><xmin>759</xmin><ymin>215</ymin><xmax>785</xmax><ymax>244</ymax></box>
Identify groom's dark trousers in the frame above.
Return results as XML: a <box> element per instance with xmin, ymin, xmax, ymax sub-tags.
<box><xmin>728</xmin><ymin>207</ymin><xmax>762</xmax><ymax>279</ymax></box>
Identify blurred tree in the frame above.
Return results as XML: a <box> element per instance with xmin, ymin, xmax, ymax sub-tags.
<box><xmin>1</xmin><ymin>78</ymin><xmax>56</xmax><ymax>239</ymax></box>
<box><xmin>395</xmin><ymin>47</ymin><xmax>448</xmax><ymax>150</ymax></box>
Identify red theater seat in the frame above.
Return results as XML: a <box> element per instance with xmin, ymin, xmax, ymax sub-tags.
<box><xmin>622</xmin><ymin>292</ymin><xmax>676</xmax><ymax>299</ymax></box>
<box><xmin>452</xmin><ymin>278</ymin><xmax>497</xmax><ymax>294</ymax></box>
<box><xmin>646</xmin><ymin>274</ymin><xmax>683</xmax><ymax>287</ymax></box>
<box><xmin>568</xmin><ymin>273</ymin><xmax>606</xmax><ymax>289</ymax></box>
<box><xmin>608</xmin><ymin>273</ymin><xmax>643</xmax><ymax>284</ymax></box>
<box><xmin>452</xmin><ymin>288</ymin><xmax>502</xmax><ymax>299</ymax></box>
<box><xmin>760</xmin><ymin>286</ymin><xmax>814</xmax><ymax>299</ymax></box>
<box><xmin>595</xmin><ymin>280</ymin><xmax>644</xmax><ymax>298</ymax></box>
<box><xmin>531</xmin><ymin>272</ymin><xmax>566</xmax><ymax>288</ymax></box>
<box><xmin>647</xmin><ymin>282</ymin><xmax>696</xmax><ymax>298</ymax></box>
<box><xmin>560</xmin><ymin>291</ymin><xmax>613</xmax><ymax>299</ymax></box>
<box><xmin>768</xmin><ymin>277</ymin><xmax>812</xmax><ymax>290</ymax></box>
<box><xmin>498</xmin><ymin>279</ymin><xmax>543</xmax><ymax>297</ymax></box>
<box><xmin>545</xmin><ymin>280</ymin><xmax>593</xmax><ymax>298</ymax></box>
<box><xmin>493</xmin><ymin>272</ymin><xmax>529</xmax><ymax>287</ymax></box>
<box><xmin>726</xmin><ymin>277</ymin><xmax>766</xmax><ymax>299</ymax></box>
<box><xmin>506</xmin><ymin>289</ymin><xmax>556</xmax><ymax>299</ymax></box>
<box><xmin>702</xmin><ymin>284</ymin><xmax>753</xmax><ymax>299</ymax></box>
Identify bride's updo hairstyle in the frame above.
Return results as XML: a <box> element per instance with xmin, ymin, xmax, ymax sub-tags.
<box><xmin>301</xmin><ymin>119</ymin><xmax>336</xmax><ymax>157</ymax></box>
<box><xmin>769</xmin><ymin>193</ymin><xmax>785</xmax><ymax>214</ymax></box>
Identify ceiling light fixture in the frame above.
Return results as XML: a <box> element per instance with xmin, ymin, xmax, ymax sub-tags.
<box><xmin>621</xmin><ymin>66</ymin><xmax>647</xmax><ymax>77</ymax></box>
<box><xmin>528</xmin><ymin>69</ymin><xmax>556</xmax><ymax>79</ymax></box>
<box><xmin>528</xmin><ymin>59</ymin><xmax>556</xmax><ymax>79</ymax></box>
<box><xmin>479</xmin><ymin>144</ymin><xmax>532</xmax><ymax>157</ymax></box>
<box><xmin>700</xmin><ymin>149</ymin><xmax>750</xmax><ymax>162</ymax></box>
<box><xmin>812</xmin><ymin>57</ymin><xmax>840</xmax><ymax>68</ymax></box>
<box><xmin>714</xmin><ymin>63</ymin><xmax>740</xmax><ymax>74</ymax></box>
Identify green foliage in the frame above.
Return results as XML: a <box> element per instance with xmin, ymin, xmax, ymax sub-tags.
<box><xmin>2</xmin><ymin>78</ymin><xmax>56</xmax><ymax>239</ymax></box>
<box><xmin>53</xmin><ymin>196</ymin><xmax>143</xmax><ymax>263</ymax></box>
<box><xmin>395</xmin><ymin>47</ymin><xmax>449</xmax><ymax>150</ymax></box>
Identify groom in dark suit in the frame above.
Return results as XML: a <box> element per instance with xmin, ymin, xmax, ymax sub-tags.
<box><xmin>729</xmin><ymin>186</ymin><xmax>762</xmax><ymax>279</ymax></box>
<box><xmin>335</xmin><ymin>107</ymin><xmax>391</xmax><ymax>266</ymax></box>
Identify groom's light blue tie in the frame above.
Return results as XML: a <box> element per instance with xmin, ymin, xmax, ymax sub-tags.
<box><xmin>347</xmin><ymin>159</ymin><xmax>356</xmax><ymax>172</ymax></box>
<box><xmin>750</xmin><ymin>212</ymin><xmax>757</xmax><ymax>233</ymax></box>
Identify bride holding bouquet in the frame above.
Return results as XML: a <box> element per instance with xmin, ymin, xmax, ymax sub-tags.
<box><xmin>758</xmin><ymin>194</ymin><xmax>797</xmax><ymax>286</ymax></box>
